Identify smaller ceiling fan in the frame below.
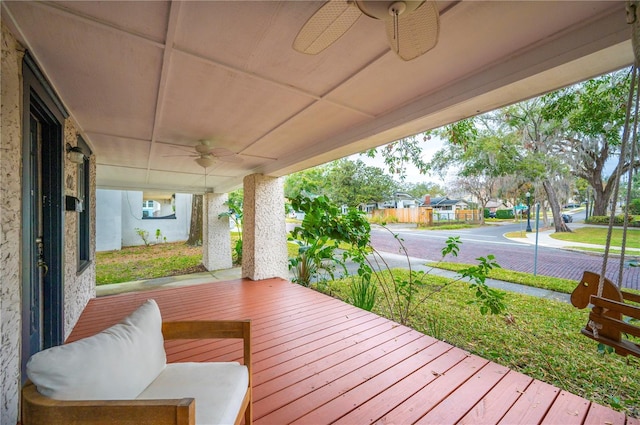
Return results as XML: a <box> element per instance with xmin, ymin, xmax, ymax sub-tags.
<box><xmin>165</xmin><ymin>140</ymin><xmax>243</xmax><ymax>169</ymax></box>
<box><xmin>293</xmin><ymin>0</ymin><xmax>439</xmax><ymax>61</ymax></box>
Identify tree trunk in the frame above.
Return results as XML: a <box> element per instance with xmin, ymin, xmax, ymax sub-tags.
<box><xmin>542</xmin><ymin>179</ymin><xmax>571</xmax><ymax>232</ymax></box>
<box><xmin>186</xmin><ymin>194</ymin><xmax>203</xmax><ymax>246</ymax></box>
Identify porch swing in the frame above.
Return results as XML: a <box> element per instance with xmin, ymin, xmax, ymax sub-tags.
<box><xmin>569</xmin><ymin>1</ymin><xmax>640</xmax><ymax>358</ymax></box>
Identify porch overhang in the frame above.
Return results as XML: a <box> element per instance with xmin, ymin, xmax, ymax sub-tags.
<box><xmin>2</xmin><ymin>1</ymin><xmax>633</xmax><ymax>194</ymax></box>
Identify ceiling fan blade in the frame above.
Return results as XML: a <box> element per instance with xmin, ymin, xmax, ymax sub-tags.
<box><xmin>385</xmin><ymin>1</ymin><xmax>439</xmax><ymax>61</ymax></box>
<box><xmin>216</xmin><ymin>154</ymin><xmax>243</xmax><ymax>164</ymax></box>
<box><xmin>209</xmin><ymin>147</ymin><xmax>235</xmax><ymax>156</ymax></box>
<box><xmin>162</xmin><ymin>154</ymin><xmax>198</xmax><ymax>157</ymax></box>
<box><xmin>293</xmin><ymin>0</ymin><xmax>361</xmax><ymax>55</ymax></box>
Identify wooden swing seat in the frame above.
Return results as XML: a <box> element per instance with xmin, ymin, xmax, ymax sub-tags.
<box><xmin>571</xmin><ymin>271</ymin><xmax>640</xmax><ymax>358</ymax></box>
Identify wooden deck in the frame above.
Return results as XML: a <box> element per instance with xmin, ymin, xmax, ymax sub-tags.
<box><xmin>68</xmin><ymin>278</ymin><xmax>638</xmax><ymax>425</ymax></box>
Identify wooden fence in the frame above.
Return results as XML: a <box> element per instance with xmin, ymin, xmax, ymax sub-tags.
<box><xmin>371</xmin><ymin>208</ymin><xmax>482</xmax><ymax>225</ymax></box>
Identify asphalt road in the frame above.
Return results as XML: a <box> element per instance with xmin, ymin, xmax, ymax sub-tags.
<box><xmin>370</xmin><ymin>222</ymin><xmax>640</xmax><ymax>291</ymax></box>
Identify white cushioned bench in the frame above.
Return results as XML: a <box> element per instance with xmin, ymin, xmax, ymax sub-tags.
<box><xmin>22</xmin><ymin>299</ymin><xmax>252</xmax><ymax>425</ymax></box>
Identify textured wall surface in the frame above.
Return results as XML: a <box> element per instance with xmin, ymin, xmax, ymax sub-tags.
<box><xmin>203</xmin><ymin>192</ymin><xmax>232</xmax><ymax>271</ymax></box>
<box><xmin>0</xmin><ymin>22</ymin><xmax>24</xmax><ymax>425</ymax></box>
<box><xmin>63</xmin><ymin>119</ymin><xmax>96</xmax><ymax>339</ymax></box>
<box><xmin>242</xmin><ymin>174</ymin><xmax>288</xmax><ymax>280</ymax></box>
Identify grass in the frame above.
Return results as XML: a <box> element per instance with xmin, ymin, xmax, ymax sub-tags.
<box><xmin>96</xmin><ymin>242</ymin><xmax>205</xmax><ymax>285</ymax></box>
<box><xmin>504</xmin><ymin>230</ymin><xmax>528</xmax><ymax>238</ymax></box>
<box><xmin>97</xmin><ymin>239</ymin><xmax>302</xmax><ymax>285</ymax></box>
<box><xmin>320</xmin><ymin>269</ymin><xmax>640</xmax><ymax>417</ymax></box>
<box><xmin>434</xmin><ymin>261</ymin><xmax>579</xmax><ymax>294</ymax></box>
<box><xmin>551</xmin><ymin>227</ymin><xmax>640</xmax><ymax>249</ymax></box>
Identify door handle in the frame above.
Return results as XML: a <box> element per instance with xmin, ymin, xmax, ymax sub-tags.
<box><xmin>38</xmin><ymin>260</ymin><xmax>49</xmax><ymax>277</ymax></box>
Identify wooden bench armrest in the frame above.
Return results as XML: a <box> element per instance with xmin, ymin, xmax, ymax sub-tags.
<box><xmin>22</xmin><ymin>382</ymin><xmax>195</xmax><ymax>425</ymax></box>
<box><xmin>161</xmin><ymin>320</ymin><xmax>250</xmax><ymax>341</ymax></box>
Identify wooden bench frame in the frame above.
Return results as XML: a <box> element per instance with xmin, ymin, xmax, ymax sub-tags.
<box><xmin>22</xmin><ymin>320</ymin><xmax>252</xmax><ymax>425</ymax></box>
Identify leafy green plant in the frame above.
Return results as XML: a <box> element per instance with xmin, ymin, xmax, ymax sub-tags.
<box><xmin>155</xmin><ymin>228</ymin><xmax>164</xmax><ymax>244</ymax></box>
<box><xmin>135</xmin><ymin>228</ymin><xmax>150</xmax><ymax>246</ymax></box>
<box><xmin>348</xmin><ymin>276</ymin><xmax>378</xmax><ymax>311</ymax></box>
<box><xmin>289</xmin><ymin>193</ymin><xmax>507</xmax><ymax>326</ymax></box>
<box><xmin>218</xmin><ymin>192</ymin><xmax>244</xmax><ymax>264</ymax></box>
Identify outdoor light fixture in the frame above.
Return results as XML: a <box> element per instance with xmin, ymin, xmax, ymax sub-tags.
<box><xmin>66</xmin><ymin>143</ymin><xmax>85</xmax><ymax>164</ymax></box>
<box><xmin>195</xmin><ymin>156</ymin><xmax>216</xmax><ymax>169</ymax></box>
<box><xmin>525</xmin><ymin>191</ymin><xmax>532</xmax><ymax>232</ymax></box>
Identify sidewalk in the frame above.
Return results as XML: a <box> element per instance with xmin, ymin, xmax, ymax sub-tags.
<box><xmin>506</xmin><ymin>222</ymin><xmax>640</xmax><ymax>254</ymax></box>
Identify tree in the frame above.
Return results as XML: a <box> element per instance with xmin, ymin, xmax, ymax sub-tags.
<box><xmin>541</xmin><ymin>69</ymin><xmax>640</xmax><ymax>215</ymax></box>
<box><xmin>453</xmin><ymin>175</ymin><xmax>496</xmax><ymax>224</ymax></box>
<box><xmin>364</xmin><ymin>134</ymin><xmax>430</xmax><ymax>180</ymax></box>
<box><xmin>502</xmin><ymin>100</ymin><xmax>573</xmax><ymax>232</ymax></box>
<box><xmin>325</xmin><ymin>159</ymin><xmax>398</xmax><ymax>207</ymax></box>
<box><xmin>284</xmin><ymin>165</ymin><xmax>327</xmax><ymax>199</ymax></box>
<box><xmin>186</xmin><ymin>194</ymin><xmax>203</xmax><ymax>246</ymax></box>
<box><xmin>401</xmin><ymin>181</ymin><xmax>446</xmax><ymax>200</ymax></box>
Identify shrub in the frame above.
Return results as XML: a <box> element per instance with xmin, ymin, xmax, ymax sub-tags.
<box><xmin>586</xmin><ymin>214</ymin><xmax>639</xmax><ymax>227</ymax></box>
<box><xmin>627</xmin><ymin>199</ymin><xmax>640</xmax><ymax>215</ymax></box>
<box><xmin>496</xmin><ymin>209</ymin><xmax>515</xmax><ymax>219</ymax></box>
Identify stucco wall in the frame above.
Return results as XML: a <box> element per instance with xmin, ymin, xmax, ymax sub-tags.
<box><xmin>1</xmin><ymin>22</ymin><xmax>97</xmax><ymax>424</ymax></box>
<box><xmin>242</xmin><ymin>174</ymin><xmax>288</xmax><ymax>280</ymax></box>
<box><xmin>203</xmin><ymin>193</ymin><xmax>232</xmax><ymax>270</ymax></box>
<box><xmin>63</xmin><ymin>119</ymin><xmax>96</xmax><ymax>339</ymax></box>
<box><xmin>1</xmin><ymin>21</ymin><xmax>25</xmax><ymax>425</ymax></box>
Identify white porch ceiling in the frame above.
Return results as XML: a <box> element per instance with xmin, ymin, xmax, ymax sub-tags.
<box><xmin>2</xmin><ymin>1</ymin><xmax>633</xmax><ymax>193</ymax></box>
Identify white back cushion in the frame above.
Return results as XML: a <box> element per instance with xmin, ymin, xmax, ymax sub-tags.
<box><xmin>27</xmin><ymin>299</ymin><xmax>167</xmax><ymax>400</ymax></box>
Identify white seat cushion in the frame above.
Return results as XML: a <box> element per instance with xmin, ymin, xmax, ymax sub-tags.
<box><xmin>137</xmin><ymin>362</ymin><xmax>248</xmax><ymax>425</ymax></box>
<box><xmin>26</xmin><ymin>299</ymin><xmax>166</xmax><ymax>400</ymax></box>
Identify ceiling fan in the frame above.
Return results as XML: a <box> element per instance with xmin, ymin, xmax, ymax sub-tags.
<box><xmin>165</xmin><ymin>140</ymin><xmax>243</xmax><ymax>169</ymax></box>
<box><xmin>293</xmin><ymin>0</ymin><xmax>439</xmax><ymax>61</ymax></box>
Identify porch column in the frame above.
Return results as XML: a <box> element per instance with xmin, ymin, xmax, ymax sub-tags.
<box><xmin>202</xmin><ymin>192</ymin><xmax>232</xmax><ymax>271</ymax></box>
<box><xmin>242</xmin><ymin>174</ymin><xmax>288</xmax><ymax>280</ymax></box>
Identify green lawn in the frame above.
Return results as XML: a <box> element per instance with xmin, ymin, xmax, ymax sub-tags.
<box><xmin>551</xmin><ymin>227</ymin><xmax>640</xmax><ymax>249</ymax></box>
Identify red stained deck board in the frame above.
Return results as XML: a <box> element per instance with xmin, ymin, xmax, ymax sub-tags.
<box><xmin>541</xmin><ymin>390</ymin><xmax>590</xmax><ymax>425</ymax></box>
<box><xmin>253</xmin><ymin>316</ymin><xmax>393</xmax><ymax>385</ymax></box>
<box><xmin>253</xmin><ymin>324</ymin><xmax>416</xmax><ymax>411</ymax></box>
<box><xmin>260</xmin><ymin>330</ymin><xmax>433</xmax><ymax>424</ymax></box>
<box><xmin>415</xmin><ymin>361</ymin><xmax>511</xmax><ymax>424</ymax></box>
<box><xmin>498</xmin><ymin>379</ymin><xmax>560</xmax><ymax>425</ymax></box>
<box><xmin>290</xmin><ymin>337</ymin><xmax>447</xmax><ymax>425</ymax></box>
<box><xmin>65</xmin><ymin>277</ymin><xmax>633</xmax><ymax>424</ymax></box>
<box><xmin>333</xmin><ymin>344</ymin><xmax>466</xmax><ymax>425</ymax></box>
<box><xmin>372</xmin><ymin>354</ymin><xmax>489</xmax><ymax>424</ymax></box>
<box><xmin>458</xmin><ymin>370</ymin><xmax>534</xmax><ymax>425</ymax></box>
<box><xmin>583</xmin><ymin>402</ymin><xmax>627</xmax><ymax>425</ymax></box>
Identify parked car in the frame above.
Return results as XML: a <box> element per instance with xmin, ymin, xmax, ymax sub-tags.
<box><xmin>488</xmin><ymin>211</ymin><xmax>496</xmax><ymax>218</ymax></box>
<box><xmin>562</xmin><ymin>213</ymin><xmax>573</xmax><ymax>223</ymax></box>
<box><xmin>563</xmin><ymin>203</ymin><xmax>580</xmax><ymax>208</ymax></box>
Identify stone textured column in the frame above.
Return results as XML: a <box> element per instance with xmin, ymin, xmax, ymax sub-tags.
<box><xmin>242</xmin><ymin>174</ymin><xmax>288</xmax><ymax>280</ymax></box>
<box><xmin>203</xmin><ymin>192</ymin><xmax>233</xmax><ymax>271</ymax></box>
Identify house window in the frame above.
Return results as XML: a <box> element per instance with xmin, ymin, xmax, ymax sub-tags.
<box><xmin>142</xmin><ymin>193</ymin><xmax>176</xmax><ymax>219</ymax></box>
<box><xmin>77</xmin><ymin>136</ymin><xmax>91</xmax><ymax>272</ymax></box>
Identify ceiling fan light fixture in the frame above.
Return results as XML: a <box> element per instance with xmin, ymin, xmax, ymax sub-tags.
<box><xmin>195</xmin><ymin>156</ymin><xmax>216</xmax><ymax>169</ymax></box>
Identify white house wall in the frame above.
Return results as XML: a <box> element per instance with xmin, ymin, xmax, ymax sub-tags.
<box><xmin>0</xmin><ymin>22</ymin><xmax>97</xmax><ymax>425</ymax></box>
<box><xmin>96</xmin><ymin>189</ymin><xmax>123</xmax><ymax>252</ymax></box>
<box><xmin>118</xmin><ymin>191</ymin><xmax>192</xmax><ymax>248</ymax></box>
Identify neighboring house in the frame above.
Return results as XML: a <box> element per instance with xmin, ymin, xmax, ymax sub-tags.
<box><xmin>96</xmin><ymin>190</ymin><xmax>193</xmax><ymax>251</ymax></box>
<box><xmin>425</xmin><ymin>196</ymin><xmax>470</xmax><ymax>220</ymax></box>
